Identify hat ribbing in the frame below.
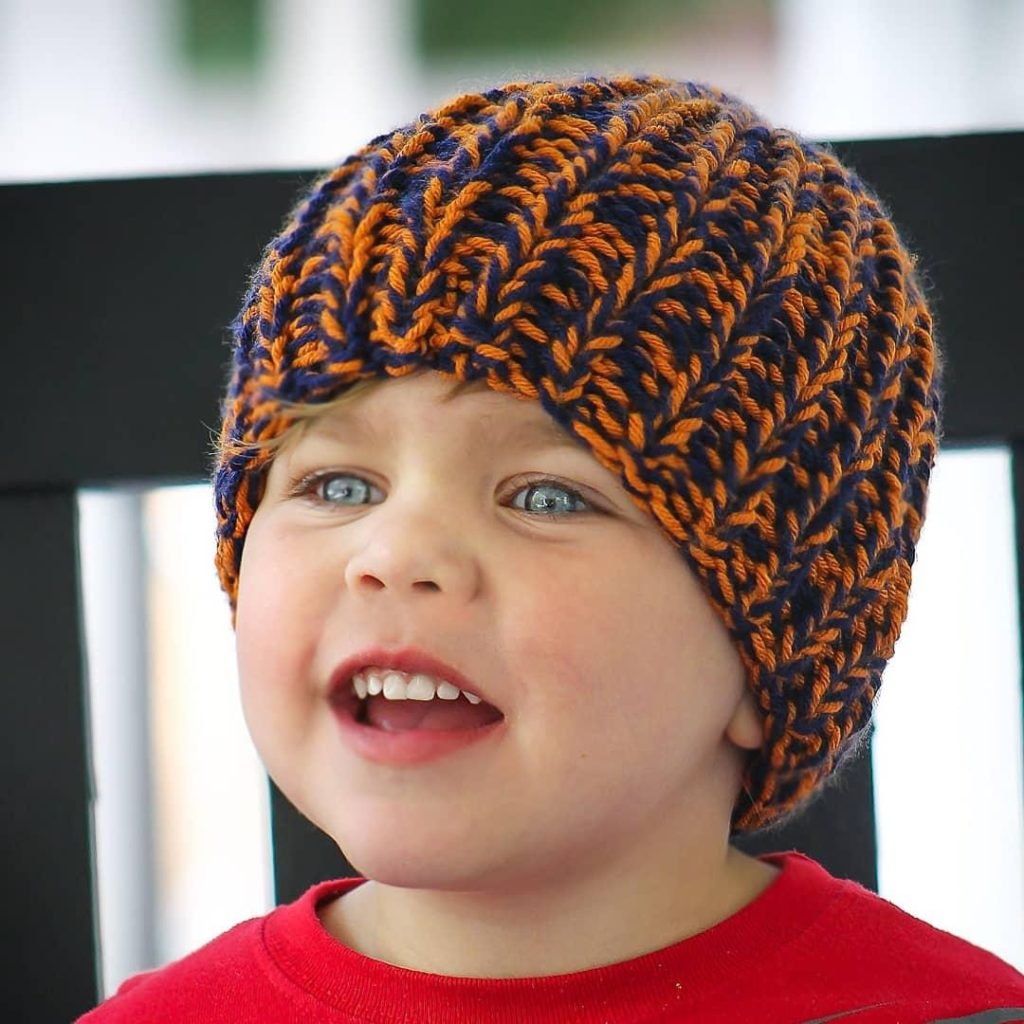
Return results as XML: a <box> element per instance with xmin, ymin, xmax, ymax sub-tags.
<box><xmin>214</xmin><ymin>73</ymin><xmax>944</xmax><ymax>832</ymax></box>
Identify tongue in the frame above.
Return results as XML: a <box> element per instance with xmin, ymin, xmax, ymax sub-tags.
<box><xmin>364</xmin><ymin>695</ymin><xmax>502</xmax><ymax>732</ymax></box>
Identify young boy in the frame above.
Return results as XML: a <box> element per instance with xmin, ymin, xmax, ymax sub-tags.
<box><xmin>80</xmin><ymin>74</ymin><xmax>1024</xmax><ymax>1021</ymax></box>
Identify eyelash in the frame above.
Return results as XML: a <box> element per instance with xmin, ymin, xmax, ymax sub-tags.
<box><xmin>286</xmin><ymin>470</ymin><xmax>596</xmax><ymax>518</ymax></box>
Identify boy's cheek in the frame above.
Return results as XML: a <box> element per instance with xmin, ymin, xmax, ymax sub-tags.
<box><xmin>235</xmin><ymin>593</ymin><xmax>321</xmax><ymax>766</ymax></box>
<box><xmin>237</xmin><ymin>513</ymin><xmax>320</xmax><ymax>619</ymax></box>
<box><xmin>235</xmin><ymin>531</ymin><xmax>314</xmax><ymax>692</ymax></box>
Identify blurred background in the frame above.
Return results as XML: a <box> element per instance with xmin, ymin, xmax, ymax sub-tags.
<box><xmin>3</xmin><ymin>0</ymin><xmax>1022</xmax><ymax>999</ymax></box>
<box><xmin>4</xmin><ymin>0</ymin><xmax>1024</xmax><ymax>186</ymax></box>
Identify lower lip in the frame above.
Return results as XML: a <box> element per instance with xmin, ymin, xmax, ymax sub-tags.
<box><xmin>330</xmin><ymin>700</ymin><xmax>506</xmax><ymax>765</ymax></box>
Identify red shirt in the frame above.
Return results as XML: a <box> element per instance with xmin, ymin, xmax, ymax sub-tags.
<box><xmin>77</xmin><ymin>851</ymin><xmax>1024</xmax><ymax>1022</ymax></box>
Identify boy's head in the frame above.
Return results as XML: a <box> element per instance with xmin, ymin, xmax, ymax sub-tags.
<box><xmin>214</xmin><ymin>74</ymin><xmax>944</xmax><ymax>844</ymax></box>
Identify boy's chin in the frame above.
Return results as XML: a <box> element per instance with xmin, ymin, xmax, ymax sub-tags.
<box><xmin>341</xmin><ymin>842</ymin><xmax>509</xmax><ymax>892</ymax></box>
<box><xmin>334</xmin><ymin>828</ymin><xmax>534</xmax><ymax>893</ymax></box>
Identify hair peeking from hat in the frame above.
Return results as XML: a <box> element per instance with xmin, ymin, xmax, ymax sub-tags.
<box><xmin>213</xmin><ymin>73</ymin><xmax>945</xmax><ymax>833</ymax></box>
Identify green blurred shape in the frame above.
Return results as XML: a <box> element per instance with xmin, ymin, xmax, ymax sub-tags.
<box><xmin>179</xmin><ymin>0</ymin><xmax>263</xmax><ymax>74</ymax></box>
<box><xmin>415</xmin><ymin>0</ymin><xmax>725</xmax><ymax>57</ymax></box>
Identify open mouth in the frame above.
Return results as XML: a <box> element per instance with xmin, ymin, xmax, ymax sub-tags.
<box><xmin>330</xmin><ymin>680</ymin><xmax>506</xmax><ymax>765</ymax></box>
<box><xmin>332</xmin><ymin>679</ymin><xmax>504</xmax><ymax>733</ymax></box>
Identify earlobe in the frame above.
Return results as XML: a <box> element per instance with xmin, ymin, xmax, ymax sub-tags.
<box><xmin>725</xmin><ymin>687</ymin><xmax>764</xmax><ymax>751</ymax></box>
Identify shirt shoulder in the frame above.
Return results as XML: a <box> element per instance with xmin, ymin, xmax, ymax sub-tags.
<box><xmin>773</xmin><ymin>853</ymin><xmax>1024</xmax><ymax>1015</ymax></box>
<box><xmin>73</xmin><ymin>916</ymin><xmax>273</xmax><ymax>1023</ymax></box>
<box><xmin>74</xmin><ymin>876</ymin><xmax>366</xmax><ymax>1023</ymax></box>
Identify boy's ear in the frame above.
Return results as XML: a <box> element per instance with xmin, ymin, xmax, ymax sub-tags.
<box><xmin>725</xmin><ymin>687</ymin><xmax>764</xmax><ymax>751</ymax></box>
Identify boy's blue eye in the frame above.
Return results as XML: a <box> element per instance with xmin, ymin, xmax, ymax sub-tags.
<box><xmin>321</xmin><ymin>474</ymin><xmax>371</xmax><ymax>505</ymax></box>
<box><xmin>510</xmin><ymin>479</ymin><xmax>589</xmax><ymax>516</ymax></box>
<box><xmin>296</xmin><ymin>472</ymin><xmax>592</xmax><ymax>517</ymax></box>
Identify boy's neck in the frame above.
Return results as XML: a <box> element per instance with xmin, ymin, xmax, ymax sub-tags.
<box><xmin>318</xmin><ymin>843</ymin><xmax>779</xmax><ymax>979</ymax></box>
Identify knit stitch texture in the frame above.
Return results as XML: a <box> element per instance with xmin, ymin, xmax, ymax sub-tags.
<box><xmin>213</xmin><ymin>74</ymin><xmax>945</xmax><ymax>832</ymax></box>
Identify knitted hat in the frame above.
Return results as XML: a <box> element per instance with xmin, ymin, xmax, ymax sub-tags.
<box><xmin>214</xmin><ymin>74</ymin><xmax>944</xmax><ymax>833</ymax></box>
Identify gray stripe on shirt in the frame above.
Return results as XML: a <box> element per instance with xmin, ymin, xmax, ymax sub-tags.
<box><xmin>802</xmin><ymin>1007</ymin><xmax>1024</xmax><ymax>1024</ymax></box>
<box><xmin>929</xmin><ymin>1010</ymin><xmax>1024</xmax><ymax>1024</ymax></box>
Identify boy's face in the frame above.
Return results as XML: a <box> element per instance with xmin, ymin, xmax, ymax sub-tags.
<box><xmin>236</xmin><ymin>370</ymin><xmax>761</xmax><ymax>891</ymax></box>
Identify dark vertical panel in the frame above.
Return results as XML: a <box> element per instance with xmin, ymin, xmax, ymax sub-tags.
<box><xmin>831</xmin><ymin>134</ymin><xmax>1024</xmax><ymax>444</ymax></box>
<box><xmin>734</xmin><ymin>744</ymin><xmax>878</xmax><ymax>890</ymax></box>
<box><xmin>0</xmin><ymin>172</ymin><xmax>310</xmax><ymax>489</ymax></box>
<box><xmin>1013</xmin><ymin>441</ymin><xmax>1024</xmax><ymax>802</ymax></box>
<box><xmin>269</xmin><ymin>781</ymin><xmax>357</xmax><ymax>905</ymax></box>
<box><xmin>0</xmin><ymin>490</ymin><xmax>99</xmax><ymax>1020</ymax></box>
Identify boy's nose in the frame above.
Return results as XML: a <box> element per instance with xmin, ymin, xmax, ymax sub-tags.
<box><xmin>342</xmin><ymin>525</ymin><xmax>479</xmax><ymax>603</ymax></box>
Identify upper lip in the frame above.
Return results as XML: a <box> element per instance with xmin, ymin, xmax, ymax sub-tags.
<box><xmin>327</xmin><ymin>646</ymin><xmax>499</xmax><ymax>708</ymax></box>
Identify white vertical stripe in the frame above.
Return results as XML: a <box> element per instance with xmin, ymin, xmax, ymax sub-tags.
<box><xmin>872</xmin><ymin>447</ymin><xmax>1024</xmax><ymax>970</ymax></box>
<box><xmin>142</xmin><ymin>484</ymin><xmax>273</xmax><ymax>967</ymax></box>
<box><xmin>78</xmin><ymin>488</ymin><xmax>158</xmax><ymax>997</ymax></box>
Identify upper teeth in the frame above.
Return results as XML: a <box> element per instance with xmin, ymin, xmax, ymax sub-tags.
<box><xmin>352</xmin><ymin>668</ymin><xmax>483</xmax><ymax>704</ymax></box>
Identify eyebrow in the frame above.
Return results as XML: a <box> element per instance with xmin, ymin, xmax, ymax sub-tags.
<box><xmin>304</xmin><ymin>402</ymin><xmax>584</xmax><ymax>453</ymax></box>
<box><xmin>495</xmin><ymin>415</ymin><xmax>584</xmax><ymax>451</ymax></box>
